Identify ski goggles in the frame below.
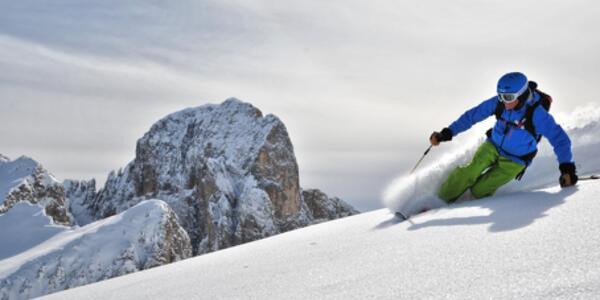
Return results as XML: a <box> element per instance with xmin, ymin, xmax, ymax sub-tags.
<box><xmin>498</xmin><ymin>84</ymin><xmax>528</xmax><ymax>103</ymax></box>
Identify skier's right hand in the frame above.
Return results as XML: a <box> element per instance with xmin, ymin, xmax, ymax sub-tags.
<box><xmin>430</xmin><ymin>128</ymin><xmax>453</xmax><ymax>146</ymax></box>
<box><xmin>559</xmin><ymin>162</ymin><xmax>578</xmax><ymax>188</ymax></box>
<box><xmin>430</xmin><ymin>132</ymin><xmax>442</xmax><ymax>146</ymax></box>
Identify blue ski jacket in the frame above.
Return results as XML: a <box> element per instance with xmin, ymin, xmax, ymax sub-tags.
<box><xmin>447</xmin><ymin>92</ymin><xmax>573</xmax><ymax>166</ymax></box>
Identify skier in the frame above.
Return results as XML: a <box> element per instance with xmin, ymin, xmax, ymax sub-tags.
<box><xmin>430</xmin><ymin>72</ymin><xmax>578</xmax><ymax>203</ymax></box>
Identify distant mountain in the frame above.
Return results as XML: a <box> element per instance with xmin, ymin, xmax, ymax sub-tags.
<box><xmin>0</xmin><ymin>98</ymin><xmax>357</xmax><ymax>299</ymax></box>
<box><xmin>0</xmin><ymin>157</ymin><xmax>191</xmax><ymax>300</ymax></box>
<box><xmin>0</xmin><ymin>156</ymin><xmax>71</xmax><ymax>226</ymax></box>
<box><xmin>66</xmin><ymin>98</ymin><xmax>358</xmax><ymax>255</ymax></box>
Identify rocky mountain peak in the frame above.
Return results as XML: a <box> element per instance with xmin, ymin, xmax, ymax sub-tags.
<box><xmin>65</xmin><ymin>98</ymin><xmax>357</xmax><ymax>255</ymax></box>
<box><xmin>136</xmin><ymin>97</ymin><xmax>279</xmax><ymax>177</ymax></box>
<box><xmin>0</xmin><ymin>156</ymin><xmax>71</xmax><ymax>225</ymax></box>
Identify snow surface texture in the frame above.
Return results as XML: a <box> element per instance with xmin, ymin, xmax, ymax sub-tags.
<box><xmin>0</xmin><ymin>200</ymin><xmax>192</xmax><ymax>300</ymax></box>
<box><xmin>43</xmin><ymin>181</ymin><xmax>600</xmax><ymax>299</ymax></box>
<box><xmin>384</xmin><ymin>105</ymin><xmax>600</xmax><ymax>216</ymax></box>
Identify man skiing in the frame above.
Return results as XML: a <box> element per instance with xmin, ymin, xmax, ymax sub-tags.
<box><xmin>430</xmin><ymin>72</ymin><xmax>578</xmax><ymax>203</ymax></box>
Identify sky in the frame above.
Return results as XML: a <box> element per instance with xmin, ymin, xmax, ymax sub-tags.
<box><xmin>1</xmin><ymin>0</ymin><xmax>599</xmax><ymax>211</ymax></box>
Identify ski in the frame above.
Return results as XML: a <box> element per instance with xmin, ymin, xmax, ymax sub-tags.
<box><xmin>394</xmin><ymin>211</ymin><xmax>416</xmax><ymax>225</ymax></box>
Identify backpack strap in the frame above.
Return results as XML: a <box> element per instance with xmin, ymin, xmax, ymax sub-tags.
<box><xmin>523</xmin><ymin>87</ymin><xmax>552</xmax><ymax>142</ymax></box>
<box><xmin>485</xmin><ymin>100</ymin><xmax>505</xmax><ymax>138</ymax></box>
<box><xmin>494</xmin><ymin>100</ymin><xmax>504</xmax><ymax>120</ymax></box>
<box><xmin>523</xmin><ymin>102</ymin><xmax>541</xmax><ymax>142</ymax></box>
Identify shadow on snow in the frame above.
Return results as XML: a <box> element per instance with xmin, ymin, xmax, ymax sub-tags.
<box><xmin>374</xmin><ymin>187</ymin><xmax>577</xmax><ymax>233</ymax></box>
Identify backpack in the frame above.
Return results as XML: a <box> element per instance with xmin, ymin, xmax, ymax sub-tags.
<box><xmin>486</xmin><ymin>81</ymin><xmax>553</xmax><ymax>179</ymax></box>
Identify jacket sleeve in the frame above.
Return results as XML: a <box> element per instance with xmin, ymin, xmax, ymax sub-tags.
<box><xmin>532</xmin><ymin>107</ymin><xmax>573</xmax><ymax>164</ymax></box>
<box><xmin>447</xmin><ymin>97</ymin><xmax>497</xmax><ymax>137</ymax></box>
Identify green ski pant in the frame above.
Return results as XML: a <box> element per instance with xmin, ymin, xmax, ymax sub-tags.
<box><xmin>438</xmin><ymin>141</ymin><xmax>525</xmax><ymax>203</ymax></box>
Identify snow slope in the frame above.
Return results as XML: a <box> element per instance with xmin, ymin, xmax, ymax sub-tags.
<box><xmin>43</xmin><ymin>106</ymin><xmax>600</xmax><ymax>299</ymax></box>
<box><xmin>0</xmin><ymin>202</ymin><xmax>66</xmax><ymax>260</ymax></box>
<box><xmin>43</xmin><ymin>182</ymin><xmax>600</xmax><ymax>299</ymax></box>
<box><xmin>0</xmin><ymin>156</ymin><xmax>71</xmax><ymax>260</ymax></box>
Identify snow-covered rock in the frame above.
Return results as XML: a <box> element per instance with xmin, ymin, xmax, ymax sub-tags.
<box><xmin>0</xmin><ymin>156</ymin><xmax>71</xmax><ymax>226</ymax></box>
<box><xmin>64</xmin><ymin>179</ymin><xmax>97</xmax><ymax>226</ymax></box>
<box><xmin>0</xmin><ymin>200</ymin><xmax>192</xmax><ymax>300</ymax></box>
<box><xmin>302</xmin><ymin>189</ymin><xmax>359</xmax><ymax>223</ymax></box>
<box><xmin>75</xmin><ymin>98</ymin><xmax>357</xmax><ymax>254</ymax></box>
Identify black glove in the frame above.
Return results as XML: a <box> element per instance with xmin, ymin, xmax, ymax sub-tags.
<box><xmin>559</xmin><ymin>162</ymin><xmax>578</xmax><ymax>187</ymax></box>
<box><xmin>430</xmin><ymin>128</ymin><xmax>453</xmax><ymax>146</ymax></box>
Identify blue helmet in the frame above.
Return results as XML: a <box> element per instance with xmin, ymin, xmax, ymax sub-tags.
<box><xmin>497</xmin><ymin>72</ymin><xmax>528</xmax><ymax>102</ymax></box>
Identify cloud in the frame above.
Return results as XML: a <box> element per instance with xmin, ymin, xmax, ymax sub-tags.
<box><xmin>2</xmin><ymin>0</ymin><xmax>600</xmax><ymax>211</ymax></box>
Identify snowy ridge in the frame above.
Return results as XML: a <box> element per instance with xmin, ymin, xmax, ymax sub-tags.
<box><xmin>0</xmin><ymin>156</ymin><xmax>73</xmax><ymax>262</ymax></box>
<box><xmin>0</xmin><ymin>156</ymin><xmax>41</xmax><ymax>206</ymax></box>
<box><xmin>384</xmin><ymin>105</ymin><xmax>600</xmax><ymax>215</ymax></box>
<box><xmin>0</xmin><ymin>202</ymin><xmax>67</xmax><ymax>261</ymax></box>
<box><xmin>0</xmin><ymin>200</ymin><xmax>192</xmax><ymax>300</ymax></box>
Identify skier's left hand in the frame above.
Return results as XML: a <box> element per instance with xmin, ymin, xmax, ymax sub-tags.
<box><xmin>559</xmin><ymin>162</ymin><xmax>578</xmax><ymax>188</ymax></box>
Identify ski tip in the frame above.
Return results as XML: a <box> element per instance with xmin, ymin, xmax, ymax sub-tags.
<box><xmin>394</xmin><ymin>211</ymin><xmax>409</xmax><ymax>220</ymax></box>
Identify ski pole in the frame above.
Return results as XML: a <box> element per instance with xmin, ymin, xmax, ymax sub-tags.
<box><xmin>409</xmin><ymin>145</ymin><xmax>433</xmax><ymax>175</ymax></box>
<box><xmin>396</xmin><ymin>145</ymin><xmax>433</xmax><ymax>225</ymax></box>
<box><xmin>579</xmin><ymin>175</ymin><xmax>599</xmax><ymax>181</ymax></box>
<box><xmin>396</xmin><ymin>145</ymin><xmax>434</xmax><ymax>224</ymax></box>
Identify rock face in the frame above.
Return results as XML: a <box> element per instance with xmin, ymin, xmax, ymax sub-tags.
<box><xmin>302</xmin><ymin>189</ymin><xmax>359</xmax><ymax>223</ymax></box>
<box><xmin>0</xmin><ymin>200</ymin><xmax>192</xmax><ymax>300</ymax></box>
<box><xmin>72</xmin><ymin>98</ymin><xmax>358</xmax><ymax>254</ymax></box>
<box><xmin>63</xmin><ymin>179</ymin><xmax>97</xmax><ymax>225</ymax></box>
<box><xmin>0</xmin><ymin>156</ymin><xmax>72</xmax><ymax>226</ymax></box>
